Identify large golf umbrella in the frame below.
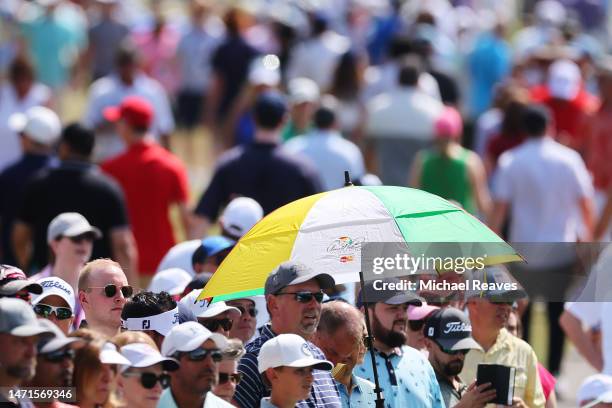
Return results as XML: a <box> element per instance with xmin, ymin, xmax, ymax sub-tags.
<box><xmin>198</xmin><ymin>185</ymin><xmax>521</xmax><ymax>301</ymax></box>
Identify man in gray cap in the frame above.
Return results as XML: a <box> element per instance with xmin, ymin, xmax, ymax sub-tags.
<box><xmin>0</xmin><ymin>297</ymin><xmax>53</xmax><ymax>405</ymax></box>
<box><xmin>0</xmin><ymin>264</ymin><xmax>42</xmax><ymax>302</ymax></box>
<box><xmin>423</xmin><ymin>307</ymin><xmax>495</xmax><ymax>408</ymax></box>
<box><xmin>234</xmin><ymin>261</ymin><xmax>341</xmax><ymax>408</ymax></box>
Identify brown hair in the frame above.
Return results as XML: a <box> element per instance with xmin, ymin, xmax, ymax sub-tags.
<box><xmin>112</xmin><ymin>331</ymin><xmax>157</xmax><ymax>350</ymax></box>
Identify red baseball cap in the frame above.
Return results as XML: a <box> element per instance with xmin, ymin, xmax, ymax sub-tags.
<box><xmin>103</xmin><ymin>95</ymin><xmax>154</xmax><ymax>128</ymax></box>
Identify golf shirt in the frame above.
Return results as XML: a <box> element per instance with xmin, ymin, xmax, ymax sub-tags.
<box><xmin>102</xmin><ymin>139</ymin><xmax>189</xmax><ymax>274</ymax></box>
<box><xmin>459</xmin><ymin>328</ymin><xmax>546</xmax><ymax>408</ymax></box>
<box><xmin>235</xmin><ymin>324</ymin><xmax>341</xmax><ymax>408</ymax></box>
<box><xmin>157</xmin><ymin>389</ymin><xmax>234</xmax><ymax>408</ymax></box>
<box><xmin>354</xmin><ymin>346</ymin><xmax>444</xmax><ymax>408</ymax></box>
<box><xmin>434</xmin><ymin>370</ymin><xmax>466</xmax><ymax>408</ymax></box>
<box><xmin>336</xmin><ymin>375</ymin><xmax>378</xmax><ymax>408</ymax></box>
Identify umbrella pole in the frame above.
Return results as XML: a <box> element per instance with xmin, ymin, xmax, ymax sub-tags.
<box><xmin>359</xmin><ymin>270</ymin><xmax>385</xmax><ymax>408</ymax></box>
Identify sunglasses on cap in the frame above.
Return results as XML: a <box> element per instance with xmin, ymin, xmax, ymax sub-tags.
<box><xmin>277</xmin><ymin>291</ymin><xmax>324</xmax><ymax>304</ymax></box>
<box><xmin>201</xmin><ymin>318</ymin><xmax>233</xmax><ymax>332</ymax></box>
<box><xmin>408</xmin><ymin>319</ymin><xmax>426</xmax><ymax>331</ymax></box>
<box><xmin>218</xmin><ymin>372</ymin><xmax>242</xmax><ymax>385</ymax></box>
<box><xmin>34</xmin><ymin>304</ymin><xmax>73</xmax><ymax>320</ymax></box>
<box><xmin>180</xmin><ymin>347</ymin><xmax>223</xmax><ymax>363</ymax></box>
<box><xmin>43</xmin><ymin>348</ymin><xmax>75</xmax><ymax>363</ymax></box>
<box><xmin>87</xmin><ymin>284</ymin><xmax>133</xmax><ymax>298</ymax></box>
<box><xmin>122</xmin><ymin>371</ymin><xmax>170</xmax><ymax>389</ymax></box>
<box><xmin>233</xmin><ymin>305</ymin><xmax>257</xmax><ymax>318</ymax></box>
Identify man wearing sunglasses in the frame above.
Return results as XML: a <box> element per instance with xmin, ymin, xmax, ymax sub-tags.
<box><xmin>227</xmin><ymin>297</ymin><xmax>260</xmax><ymax>343</ymax></box>
<box><xmin>234</xmin><ymin>261</ymin><xmax>341</xmax><ymax>408</ymax></box>
<box><xmin>160</xmin><ymin>322</ymin><xmax>234</xmax><ymax>408</ymax></box>
<box><xmin>31</xmin><ymin>276</ymin><xmax>76</xmax><ymax>334</ymax></box>
<box><xmin>354</xmin><ymin>277</ymin><xmax>445</xmax><ymax>408</ymax></box>
<box><xmin>460</xmin><ymin>267</ymin><xmax>545</xmax><ymax>408</ymax></box>
<box><xmin>423</xmin><ymin>307</ymin><xmax>495</xmax><ymax>408</ymax></box>
<box><xmin>180</xmin><ymin>291</ymin><xmax>241</xmax><ymax>338</ymax></box>
<box><xmin>25</xmin><ymin>319</ymin><xmax>83</xmax><ymax>407</ymax></box>
<box><xmin>78</xmin><ymin>258</ymin><xmax>132</xmax><ymax>337</ymax></box>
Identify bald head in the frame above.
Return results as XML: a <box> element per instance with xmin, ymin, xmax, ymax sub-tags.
<box><xmin>318</xmin><ymin>300</ymin><xmax>363</xmax><ymax>336</ymax></box>
<box><xmin>314</xmin><ymin>300</ymin><xmax>365</xmax><ymax>366</ymax></box>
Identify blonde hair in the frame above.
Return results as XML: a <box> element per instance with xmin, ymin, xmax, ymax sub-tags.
<box><xmin>78</xmin><ymin>258</ymin><xmax>123</xmax><ymax>292</ymax></box>
<box><xmin>112</xmin><ymin>331</ymin><xmax>157</xmax><ymax>350</ymax></box>
<box><xmin>223</xmin><ymin>338</ymin><xmax>245</xmax><ymax>360</ymax></box>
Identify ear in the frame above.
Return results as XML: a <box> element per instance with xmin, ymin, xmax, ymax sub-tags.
<box><xmin>78</xmin><ymin>291</ymin><xmax>88</xmax><ymax>307</ymax></box>
<box><xmin>266</xmin><ymin>295</ymin><xmax>278</xmax><ymax>317</ymax></box>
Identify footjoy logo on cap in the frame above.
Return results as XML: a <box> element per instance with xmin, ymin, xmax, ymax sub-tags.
<box><xmin>443</xmin><ymin>321</ymin><xmax>471</xmax><ymax>334</ymax></box>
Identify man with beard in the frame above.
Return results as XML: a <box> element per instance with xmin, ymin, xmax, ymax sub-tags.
<box><xmin>423</xmin><ymin>307</ymin><xmax>496</xmax><ymax>407</ymax></box>
<box><xmin>354</xmin><ymin>278</ymin><xmax>445</xmax><ymax>407</ymax></box>
<box><xmin>234</xmin><ymin>261</ymin><xmax>341</xmax><ymax>408</ymax></box>
<box><xmin>25</xmin><ymin>319</ymin><xmax>83</xmax><ymax>408</ymax></box>
<box><xmin>0</xmin><ymin>298</ymin><xmax>53</xmax><ymax>406</ymax></box>
<box><xmin>461</xmin><ymin>267</ymin><xmax>545</xmax><ymax>408</ymax></box>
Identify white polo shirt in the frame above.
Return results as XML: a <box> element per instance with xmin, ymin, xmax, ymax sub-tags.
<box><xmin>493</xmin><ymin>136</ymin><xmax>594</xmax><ymax>242</ymax></box>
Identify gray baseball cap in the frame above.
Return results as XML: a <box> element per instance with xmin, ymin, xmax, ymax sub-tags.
<box><xmin>0</xmin><ymin>298</ymin><xmax>54</xmax><ymax>337</ymax></box>
<box><xmin>47</xmin><ymin>212</ymin><xmax>102</xmax><ymax>244</ymax></box>
<box><xmin>357</xmin><ymin>277</ymin><xmax>422</xmax><ymax>307</ymax></box>
<box><xmin>37</xmin><ymin>319</ymin><xmax>82</xmax><ymax>354</ymax></box>
<box><xmin>465</xmin><ymin>265</ymin><xmax>527</xmax><ymax>302</ymax></box>
<box><xmin>264</xmin><ymin>261</ymin><xmax>335</xmax><ymax>295</ymax></box>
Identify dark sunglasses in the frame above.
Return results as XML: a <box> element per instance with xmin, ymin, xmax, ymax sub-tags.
<box><xmin>181</xmin><ymin>348</ymin><xmax>223</xmax><ymax>363</ymax></box>
<box><xmin>437</xmin><ymin>342</ymin><xmax>470</xmax><ymax>356</ymax></box>
<box><xmin>87</xmin><ymin>284</ymin><xmax>133</xmax><ymax>298</ymax></box>
<box><xmin>277</xmin><ymin>291</ymin><xmax>324</xmax><ymax>303</ymax></box>
<box><xmin>234</xmin><ymin>305</ymin><xmax>257</xmax><ymax>318</ymax></box>
<box><xmin>62</xmin><ymin>233</ymin><xmax>95</xmax><ymax>244</ymax></box>
<box><xmin>202</xmin><ymin>318</ymin><xmax>233</xmax><ymax>332</ymax></box>
<box><xmin>122</xmin><ymin>371</ymin><xmax>170</xmax><ymax>389</ymax></box>
<box><xmin>408</xmin><ymin>319</ymin><xmax>426</xmax><ymax>331</ymax></box>
<box><xmin>34</xmin><ymin>304</ymin><xmax>72</xmax><ymax>320</ymax></box>
<box><xmin>43</xmin><ymin>348</ymin><xmax>75</xmax><ymax>363</ymax></box>
<box><xmin>218</xmin><ymin>372</ymin><xmax>242</xmax><ymax>385</ymax></box>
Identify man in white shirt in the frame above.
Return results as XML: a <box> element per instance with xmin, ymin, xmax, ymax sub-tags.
<box><xmin>366</xmin><ymin>59</ymin><xmax>444</xmax><ymax>186</ymax></box>
<box><xmin>83</xmin><ymin>41</ymin><xmax>174</xmax><ymax>162</ymax></box>
<box><xmin>283</xmin><ymin>96</ymin><xmax>365</xmax><ymax>191</ymax></box>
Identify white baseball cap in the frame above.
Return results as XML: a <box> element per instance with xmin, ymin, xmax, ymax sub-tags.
<box><xmin>148</xmin><ymin>268</ymin><xmax>192</xmax><ymax>296</ymax></box>
<box><xmin>548</xmin><ymin>59</ymin><xmax>581</xmax><ymax>101</ymax></box>
<box><xmin>179</xmin><ymin>290</ymin><xmax>241</xmax><ymax>320</ymax></box>
<box><xmin>9</xmin><ymin>106</ymin><xmax>61</xmax><ymax>146</ymax></box>
<box><xmin>47</xmin><ymin>212</ymin><xmax>102</xmax><ymax>244</ymax></box>
<box><xmin>119</xmin><ymin>343</ymin><xmax>179</xmax><ymax>372</ymax></box>
<box><xmin>120</xmin><ymin>307</ymin><xmax>180</xmax><ymax>337</ymax></box>
<box><xmin>288</xmin><ymin>77</ymin><xmax>320</xmax><ymax>104</ymax></box>
<box><xmin>578</xmin><ymin>374</ymin><xmax>612</xmax><ymax>406</ymax></box>
<box><xmin>221</xmin><ymin>197</ymin><xmax>264</xmax><ymax>239</ymax></box>
<box><xmin>249</xmin><ymin>55</ymin><xmax>281</xmax><ymax>86</ymax></box>
<box><xmin>32</xmin><ymin>277</ymin><xmax>76</xmax><ymax>313</ymax></box>
<box><xmin>161</xmin><ymin>321</ymin><xmax>229</xmax><ymax>357</ymax></box>
<box><xmin>100</xmin><ymin>342</ymin><xmax>131</xmax><ymax>365</ymax></box>
<box><xmin>258</xmin><ymin>333</ymin><xmax>333</xmax><ymax>373</ymax></box>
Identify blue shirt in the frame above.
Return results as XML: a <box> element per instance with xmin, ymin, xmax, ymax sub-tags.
<box><xmin>336</xmin><ymin>375</ymin><xmax>378</xmax><ymax>408</ymax></box>
<box><xmin>235</xmin><ymin>324</ymin><xmax>341</xmax><ymax>408</ymax></box>
<box><xmin>354</xmin><ymin>346</ymin><xmax>445</xmax><ymax>408</ymax></box>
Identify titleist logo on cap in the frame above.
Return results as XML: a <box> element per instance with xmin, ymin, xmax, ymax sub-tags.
<box><xmin>443</xmin><ymin>321</ymin><xmax>471</xmax><ymax>334</ymax></box>
<box><xmin>40</xmin><ymin>280</ymin><xmax>73</xmax><ymax>295</ymax></box>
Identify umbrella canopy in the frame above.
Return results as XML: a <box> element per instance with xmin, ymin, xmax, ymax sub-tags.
<box><xmin>198</xmin><ymin>186</ymin><xmax>521</xmax><ymax>302</ymax></box>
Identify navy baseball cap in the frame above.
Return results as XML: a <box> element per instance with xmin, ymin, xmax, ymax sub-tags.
<box><xmin>254</xmin><ymin>92</ymin><xmax>287</xmax><ymax>128</ymax></box>
<box><xmin>424</xmin><ymin>307</ymin><xmax>482</xmax><ymax>351</ymax></box>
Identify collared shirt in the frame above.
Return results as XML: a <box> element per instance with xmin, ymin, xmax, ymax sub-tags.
<box><xmin>459</xmin><ymin>328</ymin><xmax>546</xmax><ymax>408</ymax></box>
<box><xmin>259</xmin><ymin>397</ymin><xmax>278</xmax><ymax>408</ymax></box>
<box><xmin>336</xmin><ymin>375</ymin><xmax>378</xmax><ymax>408</ymax></box>
<box><xmin>354</xmin><ymin>345</ymin><xmax>445</xmax><ymax>408</ymax></box>
<box><xmin>235</xmin><ymin>324</ymin><xmax>341</xmax><ymax>408</ymax></box>
<box><xmin>434</xmin><ymin>370</ymin><xmax>466</xmax><ymax>408</ymax></box>
<box><xmin>157</xmin><ymin>389</ymin><xmax>234</xmax><ymax>408</ymax></box>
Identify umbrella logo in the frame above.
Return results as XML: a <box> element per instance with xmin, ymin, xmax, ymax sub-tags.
<box><xmin>326</xmin><ymin>236</ymin><xmax>365</xmax><ymax>262</ymax></box>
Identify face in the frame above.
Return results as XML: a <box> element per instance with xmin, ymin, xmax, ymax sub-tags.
<box><xmin>91</xmin><ymin>364</ymin><xmax>115</xmax><ymax>405</ymax></box>
<box><xmin>12</xmin><ymin>74</ymin><xmax>33</xmax><ymax>97</ymax></box>
<box><xmin>370</xmin><ymin>303</ymin><xmax>408</xmax><ymax>348</ymax></box>
<box><xmin>80</xmin><ymin>265</ymin><xmax>129</xmax><ymax>330</ymax></box>
<box><xmin>269</xmin><ymin>279</ymin><xmax>322</xmax><ymax>338</ymax></box>
<box><xmin>33</xmin><ymin>345</ymin><xmax>74</xmax><ymax>387</ymax></box>
<box><xmin>51</xmin><ymin>234</ymin><xmax>94</xmax><ymax>266</ymax></box>
<box><xmin>0</xmin><ymin>334</ymin><xmax>37</xmax><ymax>381</ymax></box>
<box><xmin>120</xmin><ymin>364</ymin><xmax>164</xmax><ymax>408</ymax></box>
<box><xmin>426</xmin><ymin>339</ymin><xmax>466</xmax><ymax>377</ymax></box>
<box><xmin>212</xmin><ymin>359</ymin><xmax>239</xmax><ymax>402</ymax></box>
<box><xmin>316</xmin><ymin>326</ymin><xmax>359</xmax><ymax>366</ymax></box>
<box><xmin>198</xmin><ymin>311</ymin><xmax>234</xmax><ymax>337</ymax></box>
<box><xmin>269</xmin><ymin>366</ymin><xmax>314</xmax><ymax>402</ymax></box>
<box><xmin>172</xmin><ymin>339</ymin><xmax>219</xmax><ymax>395</ymax></box>
<box><xmin>291</xmin><ymin>102</ymin><xmax>316</xmax><ymax>127</ymax></box>
<box><xmin>35</xmin><ymin>295</ymin><xmax>74</xmax><ymax>334</ymax></box>
<box><xmin>406</xmin><ymin>318</ymin><xmax>426</xmax><ymax>350</ymax></box>
<box><xmin>506</xmin><ymin>312</ymin><xmax>520</xmax><ymax>337</ymax></box>
<box><xmin>227</xmin><ymin>299</ymin><xmax>257</xmax><ymax>342</ymax></box>
<box><xmin>468</xmin><ymin>299</ymin><xmax>512</xmax><ymax>330</ymax></box>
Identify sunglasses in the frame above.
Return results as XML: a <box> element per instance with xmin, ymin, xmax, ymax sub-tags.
<box><xmin>201</xmin><ymin>318</ymin><xmax>233</xmax><ymax>332</ymax></box>
<box><xmin>218</xmin><ymin>372</ymin><xmax>242</xmax><ymax>385</ymax></box>
<box><xmin>437</xmin><ymin>342</ymin><xmax>470</xmax><ymax>356</ymax></box>
<box><xmin>34</xmin><ymin>303</ymin><xmax>73</xmax><ymax>320</ymax></box>
<box><xmin>234</xmin><ymin>305</ymin><xmax>257</xmax><ymax>318</ymax></box>
<box><xmin>277</xmin><ymin>291</ymin><xmax>324</xmax><ymax>304</ymax></box>
<box><xmin>122</xmin><ymin>371</ymin><xmax>170</xmax><ymax>389</ymax></box>
<box><xmin>181</xmin><ymin>348</ymin><xmax>223</xmax><ymax>363</ymax></box>
<box><xmin>43</xmin><ymin>348</ymin><xmax>75</xmax><ymax>363</ymax></box>
<box><xmin>87</xmin><ymin>284</ymin><xmax>133</xmax><ymax>298</ymax></box>
<box><xmin>408</xmin><ymin>319</ymin><xmax>425</xmax><ymax>331</ymax></box>
<box><xmin>61</xmin><ymin>234</ymin><xmax>94</xmax><ymax>244</ymax></box>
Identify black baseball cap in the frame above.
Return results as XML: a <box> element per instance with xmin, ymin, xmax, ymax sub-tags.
<box><xmin>424</xmin><ymin>307</ymin><xmax>482</xmax><ymax>351</ymax></box>
<box><xmin>356</xmin><ymin>278</ymin><xmax>422</xmax><ymax>308</ymax></box>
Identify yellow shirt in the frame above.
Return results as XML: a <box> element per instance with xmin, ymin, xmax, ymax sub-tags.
<box><xmin>459</xmin><ymin>328</ymin><xmax>546</xmax><ymax>408</ymax></box>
